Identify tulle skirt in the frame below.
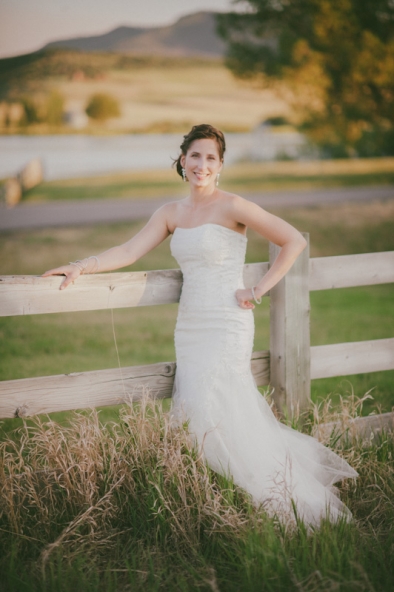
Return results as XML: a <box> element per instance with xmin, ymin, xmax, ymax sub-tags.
<box><xmin>171</xmin><ymin>303</ymin><xmax>357</xmax><ymax>528</ymax></box>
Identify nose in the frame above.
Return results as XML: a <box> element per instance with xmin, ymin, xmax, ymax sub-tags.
<box><xmin>196</xmin><ymin>157</ymin><xmax>209</xmax><ymax>170</ymax></box>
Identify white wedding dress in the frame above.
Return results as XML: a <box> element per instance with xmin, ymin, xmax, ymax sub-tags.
<box><xmin>170</xmin><ymin>223</ymin><xmax>357</xmax><ymax>527</ymax></box>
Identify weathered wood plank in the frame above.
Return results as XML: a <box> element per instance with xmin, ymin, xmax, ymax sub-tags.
<box><xmin>313</xmin><ymin>411</ymin><xmax>394</xmax><ymax>445</ymax></box>
<box><xmin>0</xmin><ymin>350</ymin><xmax>270</xmax><ymax>419</ymax></box>
<box><xmin>310</xmin><ymin>338</ymin><xmax>394</xmax><ymax>379</ymax></box>
<box><xmin>1</xmin><ymin>251</ymin><xmax>393</xmax><ymax>317</ymax></box>
<box><xmin>309</xmin><ymin>251</ymin><xmax>394</xmax><ymax>291</ymax></box>
<box><xmin>0</xmin><ymin>271</ymin><xmax>182</xmax><ymax>317</ymax></box>
<box><xmin>243</xmin><ymin>262</ymin><xmax>270</xmax><ymax>292</ymax></box>
<box><xmin>269</xmin><ymin>234</ymin><xmax>311</xmax><ymax>416</ymax></box>
<box><xmin>0</xmin><ymin>262</ymin><xmax>270</xmax><ymax>317</ymax></box>
<box><xmin>2</xmin><ymin>250</ymin><xmax>392</xmax><ymax>317</ymax></box>
<box><xmin>251</xmin><ymin>349</ymin><xmax>270</xmax><ymax>387</ymax></box>
<box><xmin>0</xmin><ymin>361</ymin><xmax>176</xmax><ymax>419</ymax></box>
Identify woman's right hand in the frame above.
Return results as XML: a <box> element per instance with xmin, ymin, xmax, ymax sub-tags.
<box><xmin>42</xmin><ymin>264</ymin><xmax>81</xmax><ymax>290</ymax></box>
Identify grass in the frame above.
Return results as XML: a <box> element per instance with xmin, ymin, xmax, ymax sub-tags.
<box><xmin>0</xmin><ymin>49</ymin><xmax>288</xmax><ymax>134</ymax></box>
<box><xmin>20</xmin><ymin>157</ymin><xmax>394</xmax><ymax>203</ymax></box>
<box><xmin>0</xmin><ymin>395</ymin><xmax>393</xmax><ymax>592</ymax></box>
<box><xmin>0</xmin><ymin>199</ymin><xmax>393</xmax><ymax>419</ymax></box>
<box><xmin>0</xmin><ymin>192</ymin><xmax>393</xmax><ymax>590</ymax></box>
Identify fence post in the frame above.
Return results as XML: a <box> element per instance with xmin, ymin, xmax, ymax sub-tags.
<box><xmin>269</xmin><ymin>232</ymin><xmax>310</xmax><ymax>418</ymax></box>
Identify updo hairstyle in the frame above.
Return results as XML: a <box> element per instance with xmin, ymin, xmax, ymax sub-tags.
<box><xmin>174</xmin><ymin>124</ymin><xmax>226</xmax><ymax>179</ymax></box>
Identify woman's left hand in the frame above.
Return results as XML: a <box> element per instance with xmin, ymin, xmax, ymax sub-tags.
<box><xmin>235</xmin><ymin>288</ymin><xmax>255</xmax><ymax>309</ymax></box>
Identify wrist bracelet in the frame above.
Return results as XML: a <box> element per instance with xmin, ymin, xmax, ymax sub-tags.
<box><xmin>251</xmin><ymin>286</ymin><xmax>262</xmax><ymax>304</ymax></box>
<box><xmin>88</xmin><ymin>256</ymin><xmax>100</xmax><ymax>273</ymax></box>
<box><xmin>69</xmin><ymin>261</ymin><xmax>85</xmax><ymax>272</ymax></box>
<box><xmin>69</xmin><ymin>256</ymin><xmax>100</xmax><ymax>274</ymax></box>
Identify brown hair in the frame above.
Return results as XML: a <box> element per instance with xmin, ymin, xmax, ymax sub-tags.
<box><xmin>173</xmin><ymin>124</ymin><xmax>226</xmax><ymax>178</ymax></box>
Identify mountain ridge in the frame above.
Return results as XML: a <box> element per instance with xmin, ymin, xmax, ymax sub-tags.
<box><xmin>43</xmin><ymin>11</ymin><xmax>226</xmax><ymax>58</ymax></box>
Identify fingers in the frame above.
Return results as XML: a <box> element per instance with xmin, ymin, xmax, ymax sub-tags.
<box><xmin>241</xmin><ymin>302</ymin><xmax>255</xmax><ymax>309</ymax></box>
<box><xmin>236</xmin><ymin>298</ymin><xmax>255</xmax><ymax>310</ymax></box>
<box><xmin>42</xmin><ymin>268</ymin><xmax>61</xmax><ymax>277</ymax></box>
<box><xmin>235</xmin><ymin>289</ymin><xmax>255</xmax><ymax>309</ymax></box>
<box><xmin>41</xmin><ymin>266</ymin><xmax>80</xmax><ymax>290</ymax></box>
<box><xmin>60</xmin><ymin>275</ymin><xmax>74</xmax><ymax>290</ymax></box>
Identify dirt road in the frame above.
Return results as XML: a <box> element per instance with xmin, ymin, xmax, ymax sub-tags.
<box><xmin>1</xmin><ymin>185</ymin><xmax>393</xmax><ymax>232</ymax></box>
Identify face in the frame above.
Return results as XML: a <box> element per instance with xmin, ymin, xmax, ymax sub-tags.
<box><xmin>181</xmin><ymin>138</ymin><xmax>223</xmax><ymax>188</ymax></box>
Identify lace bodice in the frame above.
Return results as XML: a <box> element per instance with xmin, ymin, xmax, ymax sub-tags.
<box><xmin>170</xmin><ymin>223</ymin><xmax>248</xmax><ymax>309</ymax></box>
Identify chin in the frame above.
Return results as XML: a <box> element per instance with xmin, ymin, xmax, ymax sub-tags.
<box><xmin>192</xmin><ymin>177</ymin><xmax>212</xmax><ymax>188</ymax></box>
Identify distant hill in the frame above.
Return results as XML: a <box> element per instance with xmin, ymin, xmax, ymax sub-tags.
<box><xmin>43</xmin><ymin>11</ymin><xmax>226</xmax><ymax>58</ymax></box>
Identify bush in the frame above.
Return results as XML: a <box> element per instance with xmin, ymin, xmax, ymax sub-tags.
<box><xmin>85</xmin><ymin>93</ymin><xmax>120</xmax><ymax>121</ymax></box>
<box><xmin>46</xmin><ymin>90</ymin><xmax>65</xmax><ymax>126</ymax></box>
<box><xmin>20</xmin><ymin>96</ymin><xmax>39</xmax><ymax>124</ymax></box>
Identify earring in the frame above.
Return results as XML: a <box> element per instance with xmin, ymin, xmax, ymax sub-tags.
<box><xmin>216</xmin><ymin>173</ymin><xmax>220</xmax><ymax>187</ymax></box>
<box><xmin>182</xmin><ymin>167</ymin><xmax>187</xmax><ymax>182</ymax></box>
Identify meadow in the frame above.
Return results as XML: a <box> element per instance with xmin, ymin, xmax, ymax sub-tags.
<box><xmin>21</xmin><ymin>157</ymin><xmax>394</xmax><ymax>203</ymax></box>
<box><xmin>0</xmin><ymin>51</ymin><xmax>288</xmax><ymax>134</ymax></box>
<box><xmin>1</xmin><ymin>177</ymin><xmax>394</xmax><ymax>591</ymax></box>
<box><xmin>0</xmin><ymin>387</ymin><xmax>393</xmax><ymax>591</ymax></box>
<box><xmin>1</xmin><ymin>197</ymin><xmax>393</xmax><ymax>417</ymax></box>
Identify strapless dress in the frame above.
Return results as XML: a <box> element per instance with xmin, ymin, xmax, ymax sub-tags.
<box><xmin>170</xmin><ymin>223</ymin><xmax>357</xmax><ymax>527</ymax></box>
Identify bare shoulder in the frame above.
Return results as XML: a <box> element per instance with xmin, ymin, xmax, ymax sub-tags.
<box><xmin>149</xmin><ymin>200</ymin><xmax>180</xmax><ymax>223</ymax></box>
<box><xmin>219</xmin><ymin>191</ymin><xmax>265</xmax><ymax>218</ymax></box>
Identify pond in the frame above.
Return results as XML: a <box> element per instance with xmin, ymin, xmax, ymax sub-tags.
<box><xmin>0</xmin><ymin>133</ymin><xmax>253</xmax><ymax>181</ymax></box>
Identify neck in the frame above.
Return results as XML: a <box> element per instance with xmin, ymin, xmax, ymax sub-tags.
<box><xmin>188</xmin><ymin>183</ymin><xmax>217</xmax><ymax>205</ymax></box>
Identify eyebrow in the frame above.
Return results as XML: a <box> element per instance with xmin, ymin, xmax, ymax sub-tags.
<box><xmin>190</xmin><ymin>151</ymin><xmax>217</xmax><ymax>157</ymax></box>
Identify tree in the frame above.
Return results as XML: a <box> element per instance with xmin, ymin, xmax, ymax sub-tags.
<box><xmin>217</xmin><ymin>0</ymin><xmax>394</xmax><ymax>156</ymax></box>
<box><xmin>86</xmin><ymin>93</ymin><xmax>120</xmax><ymax>122</ymax></box>
<box><xmin>20</xmin><ymin>96</ymin><xmax>39</xmax><ymax>125</ymax></box>
<box><xmin>46</xmin><ymin>90</ymin><xmax>65</xmax><ymax>126</ymax></box>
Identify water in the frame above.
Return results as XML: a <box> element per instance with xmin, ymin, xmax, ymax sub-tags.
<box><xmin>0</xmin><ymin>134</ymin><xmax>252</xmax><ymax>181</ymax></box>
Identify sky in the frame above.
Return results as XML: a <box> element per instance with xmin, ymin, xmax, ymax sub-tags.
<box><xmin>0</xmin><ymin>0</ymin><xmax>237</xmax><ymax>58</ymax></box>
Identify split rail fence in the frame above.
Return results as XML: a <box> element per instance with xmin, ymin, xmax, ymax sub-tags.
<box><xmin>1</xmin><ymin>235</ymin><xmax>393</xmax><ymax>440</ymax></box>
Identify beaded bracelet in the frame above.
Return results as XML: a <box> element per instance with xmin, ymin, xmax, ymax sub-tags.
<box><xmin>69</xmin><ymin>260</ymin><xmax>85</xmax><ymax>272</ymax></box>
<box><xmin>251</xmin><ymin>286</ymin><xmax>262</xmax><ymax>304</ymax></box>
<box><xmin>69</xmin><ymin>256</ymin><xmax>100</xmax><ymax>274</ymax></box>
<box><xmin>88</xmin><ymin>256</ymin><xmax>100</xmax><ymax>273</ymax></box>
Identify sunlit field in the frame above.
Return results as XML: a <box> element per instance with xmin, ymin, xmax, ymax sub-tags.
<box><xmin>18</xmin><ymin>157</ymin><xmax>394</xmax><ymax>203</ymax></box>
<box><xmin>1</xmin><ymin>393</ymin><xmax>393</xmax><ymax>592</ymax></box>
<box><xmin>1</xmin><ymin>195</ymin><xmax>393</xmax><ymax>592</ymax></box>
<box><xmin>0</xmin><ymin>53</ymin><xmax>289</xmax><ymax>135</ymax></box>
<box><xmin>1</xmin><ymin>199</ymin><xmax>393</xmax><ymax>414</ymax></box>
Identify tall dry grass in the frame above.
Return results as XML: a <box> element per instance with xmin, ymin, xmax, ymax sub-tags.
<box><xmin>1</xmin><ymin>394</ymin><xmax>253</xmax><ymax>588</ymax></box>
<box><xmin>1</xmin><ymin>393</ymin><xmax>393</xmax><ymax>591</ymax></box>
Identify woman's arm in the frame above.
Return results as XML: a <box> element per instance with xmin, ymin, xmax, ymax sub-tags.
<box><xmin>231</xmin><ymin>196</ymin><xmax>307</xmax><ymax>309</ymax></box>
<box><xmin>42</xmin><ymin>205</ymin><xmax>172</xmax><ymax>290</ymax></box>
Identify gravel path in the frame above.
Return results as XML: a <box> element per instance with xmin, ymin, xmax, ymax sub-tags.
<box><xmin>1</xmin><ymin>185</ymin><xmax>393</xmax><ymax>232</ymax></box>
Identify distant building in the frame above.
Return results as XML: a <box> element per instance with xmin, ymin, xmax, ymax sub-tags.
<box><xmin>63</xmin><ymin>110</ymin><xmax>89</xmax><ymax>130</ymax></box>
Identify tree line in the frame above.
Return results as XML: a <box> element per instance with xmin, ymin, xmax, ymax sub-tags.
<box><xmin>217</xmin><ymin>0</ymin><xmax>394</xmax><ymax>157</ymax></box>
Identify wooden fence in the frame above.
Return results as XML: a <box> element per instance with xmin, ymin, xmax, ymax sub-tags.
<box><xmin>1</xmin><ymin>235</ymin><xmax>393</xmax><ymax>437</ymax></box>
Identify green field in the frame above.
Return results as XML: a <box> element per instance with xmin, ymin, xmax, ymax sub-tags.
<box><xmin>1</xmin><ymin>194</ymin><xmax>394</xmax><ymax>591</ymax></box>
<box><xmin>1</xmin><ymin>389</ymin><xmax>393</xmax><ymax>592</ymax></box>
<box><xmin>20</xmin><ymin>157</ymin><xmax>394</xmax><ymax>203</ymax></box>
<box><xmin>0</xmin><ymin>50</ymin><xmax>289</xmax><ymax>134</ymax></box>
<box><xmin>2</xmin><ymin>42</ymin><xmax>394</xmax><ymax>592</ymax></box>
<box><xmin>1</xmin><ymin>198</ymin><xmax>393</xmax><ymax>419</ymax></box>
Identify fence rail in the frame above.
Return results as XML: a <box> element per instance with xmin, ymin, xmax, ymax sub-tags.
<box><xmin>1</xmin><ymin>251</ymin><xmax>393</xmax><ymax>318</ymax></box>
<box><xmin>1</xmin><ymin>246</ymin><xmax>393</xmax><ymax>429</ymax></box>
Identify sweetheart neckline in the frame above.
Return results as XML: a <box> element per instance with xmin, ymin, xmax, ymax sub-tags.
<box><xmin>173</xmin><ymin>223</ymin><xmax>247</xmax><ymax>240</ymax></box>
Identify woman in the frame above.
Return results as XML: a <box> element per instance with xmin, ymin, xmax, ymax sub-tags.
<box><xmin>43</xmin><ymin>124</ymin><xmax>357</xmax><ymax>527</ymax></box>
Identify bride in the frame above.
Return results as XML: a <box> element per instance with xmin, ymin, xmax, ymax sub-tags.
<box><xmin>43</xmin><ymin>123</ymin><xmax>357</xmax><ymax>527</ymax></box>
